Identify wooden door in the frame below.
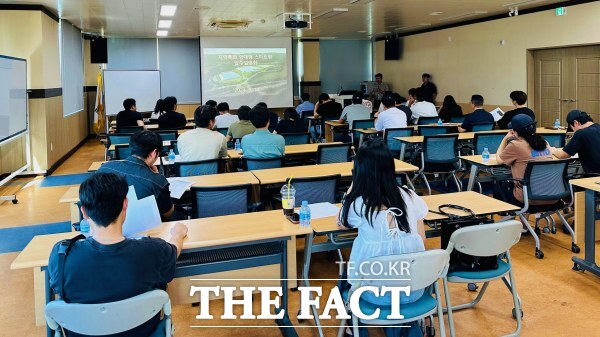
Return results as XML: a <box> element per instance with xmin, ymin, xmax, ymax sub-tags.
<box><xmin>536</xmin><ymin>58</ymin><xmax>563</xmax><ymax>127</ymax></box>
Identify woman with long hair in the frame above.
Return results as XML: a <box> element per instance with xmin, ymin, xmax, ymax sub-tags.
<box><xmin>338</xmin><ymin>139</ymin><xmax>428</xmax><ymax>337</ymax></box>
<box><xmin>438</xmin><ymin>95</ymin><xmax>462</xmax><ymax>123</ymax></box>
<box><xmin>150</xmin><ymin>98</ymin><xmax>165</xmax><ymax>120</ymax></box>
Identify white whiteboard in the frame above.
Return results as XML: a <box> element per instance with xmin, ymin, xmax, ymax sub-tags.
<box><xmin>104</xmin><ymin>70</ymin><xmax>161</xmax><ymax>115</ymax></box>
<box><xmin>0</xmin><ymin>56</ymin><xmax>27</xmax><ymax>144</ymax></box>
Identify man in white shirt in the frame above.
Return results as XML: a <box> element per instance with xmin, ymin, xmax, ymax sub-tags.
<box><xmin>375</xmin><ymin>93</ymin><xmax>407</xmax><ymax>131</ymax></box>
<box><xmin>214</xmin><ymin>102</ymin><xmax>239</xmax><ymax>129</ymax></box>
<box><xmin>336</xmin><ymin>92</ymin><xmax>372</xmax><ymax>142</ymax></box>
<box><xmin>177</xmin><ymin>105</ymin><xmax>228</xmax><ymax>162</ymax></box>
<box><xmin>410</xmin><ymin>89</ymin><xmax>438</xmax><ymax>124</ymax></box>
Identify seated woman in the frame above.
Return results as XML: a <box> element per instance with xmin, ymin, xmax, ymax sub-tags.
<box><xmin>495</xmin><ymin>114</ymin><xmax>554</xmax><ymax>208</ymax></box>
<box><xmin>274</xmin><ymin>108</ymin><xmax>305</xmax><ymax>134</ymax></box>
<box><xmin>338</xmin><ymin>139</ymin><xmax>428</xmax><ymax>337</ymax></box>
<box><xmin>437</xmin><ymin>95</ymin><xmax>462</xmax><ymax>123</ymax></box>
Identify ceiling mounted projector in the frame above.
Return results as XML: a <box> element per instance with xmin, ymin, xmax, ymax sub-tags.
<box><xmin>285</xmin><ymin>20</ymin><xmax>308</xmax><ymax>29</ymax></box>
<box><xmin>280</xmin><ymin>12</ymin><xmax>311</xmax><ymax>30</ymax></box>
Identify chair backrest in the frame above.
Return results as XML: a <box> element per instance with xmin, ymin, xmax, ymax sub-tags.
<box><xmin>171</xmin><ymin>140</ymin><xmax>179</xmax><ymax>155</ymax></box>
<box><xmin>472</xmin><ymin>132</ymin><xmax>506</xmax><ymax>155</ymax></box>
<box><xmin>352</xmin><ymin>119</ymin><xmax>375</xmax><ymax>140</ymax></box>
<box><xmin>449</xmin><ymin>116</ymin><xmax>465</xmax><ymax>124</ymax></box>
<box><xmin>116</xmin><ymin>126</ymin><xmax>144</xmax><ymax>134</ymax></box>
<box><xmin>523</xmin><ymin>159</ymin><xmax>571</xmax><ymax>200</ymax></box>
<box><xmin>156</xmin><ymin>130</ymin><xmax>178</xmax><ymax>141</ymax></box>
<box><xmin>471</xmin><ymin>123</ymin><xmax>495</xmax><ymax>132</ymax></box>
<box><xmin>268</xmin><ymin>125</ymin><xmax>276</xmax><ymax>133</ymax></box>
<box><xmin>419</xmin><ymin>125</ymin><xmax>451</xmax><ymax>136</ymax></box>
<box><xmin>359</xmin><ymin>250</ymin><xmax>449</xmax><ymax>291</ymax></box>
<box><xmin>384</xmin><ymin>128</ymin><xmax>414</xmax><ymax>152</ymax></box>
<box><xmin>417</xmin><ymin>116</ymin><xmax>440</xmax><ymax>125</ymax></box>
<box><xmin>173</xmin><ymin>159</ymin><xmax>220</xmax><ymax>177</ymax></box>
<box><xmin>190</xmin><ymin>184</ymin><xmax>251</xmax><ymax>218</ymax></box>
<box><xmin>447</xmin><ymin>220</ymin><xmax>522</xmax><ymax>257</ymax></box>
<box><xmin>148</xmin><ymin>118</ymin><xmax>159</xmax><ymax>125</ymax></box>
<box><xmin>215</xmin><ymin>128</ymin><xmax>228</xmax><ymax>137</ymax></box>
<box><xmin>544</xmin><ymin>133</ymin><xmax>566</xmax><ymax>148</ymax></box>
<box><xmin>316</xmin><ymin>143</ymin><xmax>352</xmax><ymax>164</ymax></box>
<box><xmin>301</xmin><ymin>110</ymin><xmax>313</xmax><ymax>127</ymax></box>
<box><xmin>281</xmin><ymin>133</ymin><xmax>311</xmax><ymax>145</ymax></box>
<box><xmin>423</xmin><ymin>135</ymin><xmax>459</xmax><ymax>164</ymax></box>
<box><xmin>107</xmin><ymin>133</ymin><xmax>133</xmax><ymax>147</ymax></box>
<box><xmin>289</xmin><ymin>174</ymin><xmax>340</xmax><ymax>207</ymax></box>
<box><xmin>114</xmin><ymin>144</ymin><xmax>132</xmax><ymax>160</ymax></box>
<box><xmin>45</xmin><ymin>289</ymin><xmax>170</xmax><ymax>336</ymax></box>
<box><xmin>243</xmin><ymin>157</ymin><xmax>284</xmax><ymax>171</ymax></box>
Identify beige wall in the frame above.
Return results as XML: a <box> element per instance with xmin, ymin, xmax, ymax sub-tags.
<box><xmin>374</xmin><ymin>1</ymin><xmax>600</xmax><ymax>107</ymax></box>
<box><xmin>301</xmin><ymin>41</ymin><xmax>320</xmax><ymax>82</ymax></box>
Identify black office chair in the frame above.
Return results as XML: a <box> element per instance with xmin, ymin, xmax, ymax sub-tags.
<box><xmin>273</xmin><ymin>174</ymin><xmax>341</xmax><ymax>208</ymax></box>
<box><xmin>544</xmin><ymin>133</ymin><xmax>566</xmax><ymax>148</ymax></box>
<box><xmin>243</xmin><ymin>157</ymin><xmax>284</xmax><ymax>171</ymax></box>
<box><xmin>281</xmin><ymin>133</ymin><xmax>311</xmax><ymax>145</ymax></box>
<box><xmin>417</xmin><ymin>116</ymin><xmax>440</xmax><ymax>125</ymax></box>
<box><xmin>384</xmin><ymin>127</ymin><xmax>414</xmax><ymax>159</ymax></box>
<box><xmin>472</xmin><ymin>132</ymin><xmax>507</xmax><ymax>155</ymax></box>
<box><xmin>215</xmin><ymin>128</ymin><xmax>228</xmax><ymax>137</ymax></box>
<box><xmin>116</xmin><ymin>126</ymin><xmax>144</xmax><ymax>134</ymax></box>
<box><xmin>419</xmin><ymin>125</ymin><xmax>456</xmax><ymax>136</ymax></box>
<box><xmin>113</xmin><ymin>144</ymin><xmax>132</xmax><ymax>160</ymax></box>
<box><xmin>414</xmin><ymin>134</ymin><xmax>461</xmax><ymax>195</ymax></box>
<box><xmin>190</xmin><ymin>184</ymin><xmax>253</xmax><ymax>218</ymax></box>
<box><xmin>316</xmin><ymin>143</ymin><xmax>352</xmax><ymax>164</ymax></box>
<box><xmin>172</xmin><ymin>159</ymin><xmax>220</xmax><ymax>177</ymax></box>
<box><xmin>471</xmin><ymin>123</ymin><xmax>495</xmax><ymax>132</ymax></box>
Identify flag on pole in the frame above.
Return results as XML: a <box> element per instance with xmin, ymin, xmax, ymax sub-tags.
<box><xmin>92</xmin><ymin>67</ymin><xmax>105</xmax><ymax>134</ymax></box>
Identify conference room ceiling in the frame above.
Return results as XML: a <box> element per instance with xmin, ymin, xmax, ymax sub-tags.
<box><xmin>2</xmin><ymin>0</ymin><xmax>569</xmax><ymax>38</ymax></box>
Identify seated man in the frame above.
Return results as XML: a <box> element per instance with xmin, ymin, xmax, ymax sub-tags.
<box><xmin>48</xmin><ymin>172</ymin><xmax>187</xmax><ymax>337</ymax></box>
<box><xmin>394</xmin><ymin>93</ymin><xmax>412</xmax><ymax>124</ymax></box>
<box><xmin>226</xmin><ymin>105</ymin><xmax>256</xmax><ymax>142</ymax></box>
<box><xmin>158</xmin><ymin>96</ymin><xmax>187</xmax><ymax>129</ymax></box>
<box><xmin>497</xmin><ymin>91</ymin><xmax>536</xmax><ymax>130</ymax></box>
<box><xmin>214</xmin><ymin>102</ymin><xmax>239</xmax><ymax>129</ymax></box>
<box><xmin>312</xmin><ymin>93</ymin><xmax>343</xmax><ymax>140</ymax></box>
<box><xmin>177</xmin><ymin>105</ymin><xmax>227</xmax><ymax>162</ymax></box>
<box><xmin>116</xmin><ymin>98</ymin><xmax>144</xmax><ymax>128</ymax></box>
<box><xmin>375</xmin><ymin>92</ymin><xmax>407</xmax><ymax>131</ymax></box>
<box><xmin>256</xmin><ymin>102</ymin><xmax>279</xmax><ymax>129</ymax></box>
<box><xmin>296</xmin><ymin>92</ymin><xmax>315</xmax><ymax>117</ymax></box>
<box><xmin>98</xmin><ymin>131</ymin><xmax>181</xmax><ymax>221</ymax></box>
<box><xmin>336</xmin><ymin>92</ymin><xmax>371</xmax><ymax>142</ymax></box>
<box><xmin>410</xmin><ymin>88</ymin><xmax>438</xmax><ymax>124</ymax></box>
<box><xmin>242</xmin><ymin>105</ymin><xmax>285</xmax><ymax>159</ymax></box>
<box><xmin>552</xmin><ymin>110</ymin><xmax>600</xmax><ymax>174</ymax></box>
<box><xmin>459</xmin><ymin>94</ymin><xmax>494</xmax><ymax>132</ymax></box>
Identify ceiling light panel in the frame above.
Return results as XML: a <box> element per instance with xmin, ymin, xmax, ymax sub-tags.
<box><xmin>160</xmin><ymin>5</ymin><xmax>177</xmax><ymax>17</ymax></box>
<box><xmin>158</xmin><ymin>20</ymin><xmax>172</xmax><ymax>29</ymax></box>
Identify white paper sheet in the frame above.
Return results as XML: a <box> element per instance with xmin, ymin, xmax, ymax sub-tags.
<box><xmin>307</xmin><ymin>202</ymin><xmax>340</xmax><ymax>219</ymax></box>
<box><xmin>122</xmin><ymin>185</ymin><xmax>162</xmax><ymax>237</ymax></box>
<box><xmin>490</xmin><ymin>107</ymin><xmax>505</xmax><ymax>122</ymax></box>
<box><xmin>167</xmin><ymin>178</ymin><xmax>194</xmax><ymax>199</ymax></box>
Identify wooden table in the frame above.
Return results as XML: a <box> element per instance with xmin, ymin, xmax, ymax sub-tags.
<box><xmin>108</xmin><ymin>140</ymin><xmax>172</xmax><ymax>152</ymax></box>
<box><xmin>324</xmin><ymin>120</ymin><xmax>347</xmax><ymax>143</ymax></box>
<box><xmin>89</xmin><ymin>155</ymin><xmax>179</xmax><ymax>172</ymax></box>
<box><xmin>145</xmin><ymin>122</ymin><xmax>195</xmax><ymax>130</ymax></box>
<box><xmin>353</xmin><ymin>128</ymin><xmax>381</xmax><ymax>147</ymax></box>
<box><xmin>460</xmin><ymin>154</ymin><xmax>509</xmax><ymax>191</ymax></box>
<box><xmin>569</xmin><ymin>177</ymin><xmax>600</xmax><ymax>277</ymax></box>
<box><xmin>227</xmin><ymin>143</ymin><xmax>341</xmax><ymax>160</ymax></box>
<box><xmin>251</xmin><ymin>159</ymin><xmax>418</xmax><ymax>185</ymax></box>
<box><xmin>11</xmin><ymin>210</ymin><xmax>311</xmax><ymax>329</ymax></box>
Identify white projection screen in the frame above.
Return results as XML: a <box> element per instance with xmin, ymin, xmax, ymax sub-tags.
<box><xmin>104</xmin><ymin>70</ymin><xmax>161</xmax><ymax>115</ymax></box>
<box><xmin>200</xmin><ymin>37</ymin><xmax>293</xmax><ymax>108</ymax></box>
<box><xmin>0</xmin><ymin>55</ymin><xmax>27</xmax><ymax>144</ymax></box>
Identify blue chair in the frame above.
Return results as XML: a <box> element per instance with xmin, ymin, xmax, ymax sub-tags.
<box><xmin>415</xmin><ymin>135</ymin><xmax>461</xmax><ymax>194</ymax></box>
<box><xmin>417</xmin><ymin>116</ymin><xmax>440</xmax><ymax>125</ymax></box>
<box><xmin>543</xmin><ymin>133</ymin><xmax>566</xmax><ymax>148</ymax></box>
<box><xmin>419</xmin><ymin>125</ymin><xmax>457</xmax><ymax>136</ymax></box>
<box><xmin>45</xmin><ymin>289</ymin><xmax>172</xmax><ymax>337</ymax></box>
<box><xmin>156</xmin><ymin>130</ymin><xmax>178</xmax><ymax>141</ymax></box>
<box><xmin>171</xmin><ymin>140</ymin><xmax>179</xmax><ymax>155</ymax></box>
<box><xmin>190</xmin><ymin>184</ymin><xmax>253</xmax><ymax>218</ymax></box>
<box><xmin>116</xmin><ymin>126</ymin><xmax>143</xmax><ymax>134</ymax></box>
<box><xmin>443</xmin><ymin>220</ymin><xmax>523</xmax><ymax>337</ymax></box>
<box><xmin>316</xmin><ymin>143</ymin><xmax>352</xmax><ymax>164</ymax></box>
<box><xmin>172</xmin><ymin>159</ymin><xmax>220</xmax><ymax>177</ymax></box>
<box><xmin>351</xmin><ymin>119</ymin><xmax>375</xmax><ymax>143</ymax></box>
<box><xmin>281</xmin><ymin>133</ymin><xmax>311</xmax><ymax>145</ymax></box>
<box><xmin>472</xmin><ymin>132</ymin><xmax>506</xmax><ymax>155</ymax></box>
<box><xmin>113</xmin><ymin>144</ymin><xmax>132</xmax><ymax>160</ymax></box>
<box><xmin>215</xmin><ymin>128</ymin><xmax>228</xmax><ymax>137</ymax></box>
<box><xmin>471</xmin><ymin>123</ymin><xmax>495</xmax><ymax>132</ymax></box>
<box><xmin>449</xmin><ymin>116</ymin><xmax>465</xmax><ymax>124</ymax></box>
<box><xmin>301</xmin><ymin>110</ymin><xmax>313</xmax><ymax>131</ymax></box>
<box><xmin>338</xmin><ymin>250</ymin><xmax>452</xmax><ymax>337</ymax></box>
<box><xmin>243</xmin><ymin>157</ymin><xmax>284</xmax><ymax>171</ymax></box>
<box><xmin>287</xmin><ymin>174</ymin><xmax>340</xmax><ymax>207</ymax></box>
<box><xmin>383</xmin><ymin>127</ymin><xmax>414</xmax><ymax>155</ymax></box>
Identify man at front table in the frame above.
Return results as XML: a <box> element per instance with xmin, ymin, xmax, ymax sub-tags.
<box><xmin>98</xmin><ymin>130</ymin><xmax>183</xmax><ymax>221</ymax></box>
<box><xmin>552</xmin><ymin>110</ymin><xmax>600</xmax><ymax>174</ymax></box>
<box><xmin>48</xmin><ymin>172</ymin><xmax>188</xmax><ymax>337</ymax></box>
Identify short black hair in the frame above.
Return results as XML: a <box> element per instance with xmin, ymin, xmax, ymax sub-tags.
<box><xmin>408</xmin><ymin>88</ymin><xmax>418</xmax><ymax>98</ymax></box>
<box><xmin>352</xmin><ymin>91</ymin><xmax>364</xmax><ymax>104</ymax></box>
<box><xmin>249</xmin><ymin>105</ymin><xmax>270</xmax><ymax>128</ymax></box>
<box><xmin>422</xmin><ymin>73</ymin><xmax>431</xmax><ymax>78</ymax></box>
<box><xmin>415</xmin><ymin>88</ymin><xmax>427</xmax><ymax>102</ymax></box>
<box><xmin>194</xmin><ymin>105</ymin><xmax>218</xmax><ymax>128</ymax></box>
<box><xmin>283</xmin><ymin>108</ymin><xmax>296</xmax><ymax>121</ymax></box>
<box><xmin>301</xmin><ymin>92</ymin><xmax>310</xmax><ymax>101</ymax></box>
<box><xmin>318</xmin><ymin>93</ymin><xmax>330</xmax><ymax>103</ymax></box>
<box><xmin>381</xmin><ymin>93</ymin><xmax>396</xmax><ymax>108</ymax></box>
<box><xmin>392</xmin><ymin>93</ymin><xmax>405</xmax><ymax>105</ymax></box>
<box><xmin>237</xmin><ymin>105</ymin><xmax>251</xmax><ymax>120</ymax></box>
<box><xmin>130</xmin><ymin>130</ymin><xmax>163</xmax><ymax>158</ymax></box>
<box><xmin>205</xmin><ymin>100</ymin><xmax>217</xmax><ymax>108</ymax></box>
<box><xmin>80</xmin><ymin>173</ymin><xmax>128</xmax><ymax>227</ymax></box>
<box><xmin>510</xmin><ymin>91</ymin><xmax>527</xmax><ymax>105</ymax></box>
<box><xmin>256</xmin><ymin>102</ymin><xmax>268</xmax><ymax>109</ymax></box>
<box><xmin>216</xmin><ymin>102</ymin><xmax>229</xmax><ymax>113</ymax></box>
<box><xmin>123</xmin><ymin>98</ymin><xmax>136</xmax><ymax>110</ymax></box>
<box><xmin>163</xmin><ymin>96</ymin><xmax>177</xmax><ymax>111</ymax></box>
<box><xmin>471</xmin><ymin>94</ymin><xmax>484</xmax><ymax>106</ymax></box>
<box><xmin>375</xmin><ymin>73</ymin><xmax>383</xmax><ymax>79</ymax></box>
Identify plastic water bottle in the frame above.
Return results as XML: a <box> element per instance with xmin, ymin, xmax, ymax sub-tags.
<box><xmin>554</xmin><ymin>118</ymin><xmax>561</xmax><ymax>129</ymax></box>
<box><xmin>437</xmin><ymin>118</ymin><xmax>443</xmax><ymax>126</ymax></box>
<box><xmin>168</xmin><ymin>149</ymin><xmax>176</xmax><ymax>163</ymax></box>
<box><xmin>299</xmin><ymin>200</ymin><xmax>311</xmax><ymax>227</ymax></box>
<box><xmin>482</xmin><ymin>148</ymin><xmax>490</xmax><ymax>164</ymax></box>
<box><xmin>234</xmin><ymin>139</ymin><xmax>242</xmax><ymax>153</ymax></box>
<box><xmin>79</xmin><ymin>219</ymin><xmax>90</xmax><ymax>237</ymax></box>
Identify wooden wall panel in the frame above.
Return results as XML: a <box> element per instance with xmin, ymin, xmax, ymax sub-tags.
<box><xmin>29</xmin><ymin>98</ymin><xmax>48</xmax><ymax>172</ymax></box>
<box><xmin>0</xmin><ymin>135</ymin><xmax>26</xmax><ymax>174</ymax></box>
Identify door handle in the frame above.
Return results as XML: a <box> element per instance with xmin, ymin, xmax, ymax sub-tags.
<box><xmin>558</xmin><ymin>99</ymin><xmax>569</xmax><ymax>102</ymax></box>
<box><xmin>569</xmin><ymin>99</ymin><xmax>577</xmax><ymax>102</ymax></box>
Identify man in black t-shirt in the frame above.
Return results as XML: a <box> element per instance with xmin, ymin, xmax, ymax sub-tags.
<box><xmin>116</xmin><ymin>98</ymin><xmax>144</xmax><ymax>128</ymax></box>
<box><xmin>48</xmin><ymin>173</ymin><xmax>188</xmax><ymax>337</ymax></box>
<box><xmin>552</xmin><ymin>110</ymin><xmax>600</xmax><ymax>174</ymax></box>
<box><xmin>158</xmin><ymin>96</ymin><xmax>187</xmax><ymax>129</ymax></box>
<box><xmin>497</xmin><ymin>91</ymin><xmax>536</xmax><ymax>130</ymax></box>
<box><xmin>420</xmin><ymin>73</ymin><xmax>437</xmax><ymax>103</ymax></box>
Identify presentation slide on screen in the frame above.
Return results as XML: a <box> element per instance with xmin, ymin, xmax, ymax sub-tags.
<box><xmin>201</xmin><ymin>37</ymin><xmax>293</xmax><ymax>108</ymax></box>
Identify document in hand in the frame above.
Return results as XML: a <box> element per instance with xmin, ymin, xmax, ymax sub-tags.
<box><xmin>490</xmin><ymin>107</ymin><xmax>505</xmax><ymax>122</ymax></box>
<box><xmin>122</xmin><ymin>185</ymin><xmax>162</xmax><ymax>237</ymax></box>
<box><xmin>166</xmin><ymin>177</ymin><xmax>194</xmax><ymax>199</ymax></box>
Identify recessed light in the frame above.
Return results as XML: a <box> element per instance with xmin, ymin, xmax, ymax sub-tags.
<box><xmin>357</xmin><ymin>30</ymin><xmax>367</xmax><ymax>33</ymax></box>
<box><xmin>158</xmin><ymin>20</ymin><xmax>172</xmax><ymax>29</ymax></box>
<box><xmin>160</xmin><ymin>5</ymin><xmax>177</xmax><ymax>16</ymax></box>
<box><xmin>156</xmin><ymin>30</ymin><xmax>168</xmax><ymax>37</ymax></box>
<box><xmin>429</xmin><ymin>11</ymin><xmax>443</xmax><ymax>16</ymax></box>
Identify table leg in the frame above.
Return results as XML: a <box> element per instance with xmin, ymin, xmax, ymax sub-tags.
<box><xmin>300</xmin><ymin>232</ymin><xmax>324</xmax><ymax>337</ymax></box>
<box><xmin>573</xmin><ymin>189</ymin><xmax>600</xmax><ymax>276</ymax></box>
<box><xmin>326</xmin><ymin>124</ymin><xmax>334</xmax><ymax>143</ymax></box>
<box><xmin>308</xmin><ymin>120</ymin><xmax>314</xmax><ymax>143</ymax></box>
<box><xmin>276</xmin><ymin>240</ymin><xmax>298</xmax><ymax>337</ymax></box>
<box><xmin>400</xmin><ymin>143</ymin><xmax>407</xmax><ymax>161</ymax></box>
<box><xmin>359</xmin><ymin>134</ymin><xmax>364</xmax><ymax>148</ymax></box>
<box><xmin>466</xmin><ymin>165</ymin><xmax>479</xmax><ymax>192</ymax></box>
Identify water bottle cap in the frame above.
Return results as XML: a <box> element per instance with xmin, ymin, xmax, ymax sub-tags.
<box><xmin>484</xmin><ymin>147</ymin><xmax>488</xmax><ymax>151</ymax></box>
<box><xmin>301</xmin><ymin>200</ymin><xmax>308</xmax><ymax>206</ymax></box>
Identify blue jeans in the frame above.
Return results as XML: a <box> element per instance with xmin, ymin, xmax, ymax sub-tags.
<box><xmin>310</xmin><ymin>125</ymin><xmax>322</xmax><ymax>141</ymax></box>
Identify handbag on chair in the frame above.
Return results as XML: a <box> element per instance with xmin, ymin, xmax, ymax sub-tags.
<box><xmin>432</xmin><ymin>204</ymin><xmax>498</xmax><ymax>272</ymax></box>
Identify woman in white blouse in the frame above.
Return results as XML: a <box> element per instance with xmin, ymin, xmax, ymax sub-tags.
<box><xmin>338</xmin><ymin>139</ymin><xmax>428</xmax><ymax>337</ymax></box>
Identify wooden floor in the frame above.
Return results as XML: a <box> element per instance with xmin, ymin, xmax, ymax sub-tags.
<box><xmin>1</xmin><ymin>138</ymin><xmax>600</xmax><ymax>336</ymax></box>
